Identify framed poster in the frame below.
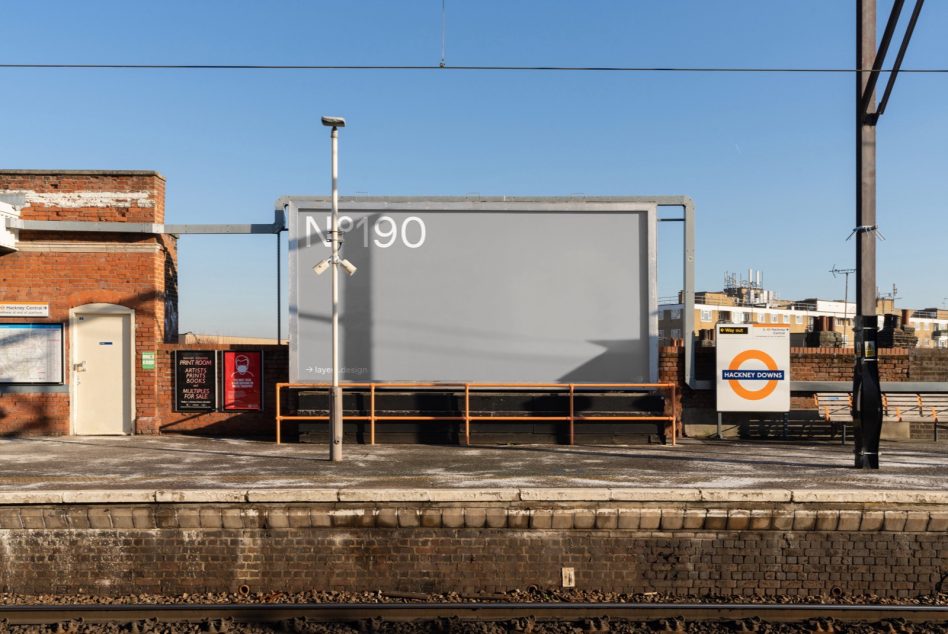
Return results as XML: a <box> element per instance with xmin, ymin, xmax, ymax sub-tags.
<box><xmin>0</xmin><ymin>323</ymin><xmax>64</xmax><ymax>384</ymax></box>
<box><xmin>222</xmin><ymin>350</ymin><xmax>263</xmax><ymax>411</ymax></box>
<box><xmin>173</xmin><ymin>350</ymin><xmax>218</xmax><ymax>411</ymax></box>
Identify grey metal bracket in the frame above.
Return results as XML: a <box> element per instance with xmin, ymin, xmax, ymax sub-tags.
<box><xmin>7</xmin><ymin>209</ymin><xmax>286</xmax><ymax>235</ymax></box>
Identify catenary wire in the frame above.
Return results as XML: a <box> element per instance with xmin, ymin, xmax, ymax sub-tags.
<box><xmin>0</xmin><ymin>63</ymin><xmax>946</xmax><ymax>73</ymax></box>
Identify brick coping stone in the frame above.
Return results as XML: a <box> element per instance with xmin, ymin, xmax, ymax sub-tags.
<box><xmin>0</xmin><ymin>488</ymin><xmax>947</xmax><ymax>506</ymax></box>
<box><xmin>0</xmin><ymin>503</ymin><xmax>945</xmax><ymax>532</ymax></box>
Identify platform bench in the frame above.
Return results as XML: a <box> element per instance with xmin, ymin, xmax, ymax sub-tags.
<box><xmin>814</xmin><ymin>392</ymin><xmax>852</xmax><ymax>444</ymax></box>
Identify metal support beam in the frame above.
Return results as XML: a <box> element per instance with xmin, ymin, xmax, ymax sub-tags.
<box><xmin>859</xmin><ymin>0</ymin><xmax>905</xmax><ymax>119</ymax></box>
<box><xmin>7</xmin><ymin>210</ymin><xmax>286</xmax><ymax>235</ymax></box>
<box><xmin>680</xmin><ymin>198</ymin><xmax>696</xmax><ymax>390</ymax></box>
<box><xmin>5</xmin><ymin>209</ymin><xmax>288</xmax><ymax>349</ymax></box>
<box><xmin>877</xmin><ymin>0</ymin><xmax>925</xmax><ymax>118</ymax></box>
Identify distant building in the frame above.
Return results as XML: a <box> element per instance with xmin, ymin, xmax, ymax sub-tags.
<box><xmin>906</xmin><ymin>308</ymin><xmax>948</xmax><ymax>348</ymax></box>
<box><xmin>659</xmin><ymin>270</ymin><xmax>946</xmax><ymax>348</ymax></box>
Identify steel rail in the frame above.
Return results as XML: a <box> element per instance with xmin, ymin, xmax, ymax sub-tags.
<box><xmin>1</xmin><ymin>602</ymin><xmax>947</xmax><ymax>626</ymax></box>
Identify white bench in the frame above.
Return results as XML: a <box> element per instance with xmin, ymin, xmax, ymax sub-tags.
<box><xmin>920</xmin><ymin>394</ymin><xmax>948</xmax><ymax>441</ymax></box>
<box><xmin>883</xmin><ymin>393</ymin><xmax>922</xmax><ymax>422</ymax></box>
<box><xmin>814</xmin><ymin>393</ymin><xmax>852</xmax><ymax>444</ymax></box>
<box><xmin>813</xmin><ymin>392</ymin><xmax>946</xmax><ymax>443</ymax></box>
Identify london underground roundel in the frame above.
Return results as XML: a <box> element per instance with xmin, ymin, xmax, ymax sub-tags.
<box><xmin>715</xmin><ymin>324</ymin><xmax>790</xmax><ymax>412</ymax></box>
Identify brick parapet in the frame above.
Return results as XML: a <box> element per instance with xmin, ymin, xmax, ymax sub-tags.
<box><xmin>0</xmin><ymin>502</ymin><xmax>945</xmax><ymax>533</ymax></box>
<box><xmin>4</xmin><ymin>527</ymin><xmax>940</xmax><ymax>597</ymax></box>
<box><xmin>1</xmin><ymin>485</ymin><xmax>945</xmax><ymax>597</ymax></box>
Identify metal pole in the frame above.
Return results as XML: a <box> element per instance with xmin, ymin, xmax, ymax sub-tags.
<box><xmin>854</xmin><ymin>0</ymin><xmax>883</xmax><ymax>469</ymax></box>
<box><xmin>843</xmin><ymin>272</ymin><xmax>849</xmax><ymax>346</ymax></box>
<box><xmin>276</xmin><ymin>231</ymin><xmax>281</xmax><ymax>345</ymax></box>
<box><xmin>330</xmin><ymin>126</ymin><xmax>343</xmax><ymax>462</ymax></box>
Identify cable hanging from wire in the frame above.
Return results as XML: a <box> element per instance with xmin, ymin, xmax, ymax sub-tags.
<box><xmin>440</xmin><ymin>0</ymin><xmax>447</xmax><ymax>68</ymax></box>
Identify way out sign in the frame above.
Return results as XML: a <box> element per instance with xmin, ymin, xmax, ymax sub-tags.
<box><xmin>716</xmin><ymin>324</ymin><xmax>790</xmax><ymax>412</ymax></box>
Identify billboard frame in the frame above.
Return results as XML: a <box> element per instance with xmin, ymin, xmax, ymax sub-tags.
<box><xmin>281</xmin><ymin>195</ymin><xmax>696</xmax><ymax>386</ymax></box>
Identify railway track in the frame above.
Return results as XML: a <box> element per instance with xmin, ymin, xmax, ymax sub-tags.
<box><xmin>1</xmin><ymin>602</ymin><xmax>947</xmax><ymax>626</ymax></box>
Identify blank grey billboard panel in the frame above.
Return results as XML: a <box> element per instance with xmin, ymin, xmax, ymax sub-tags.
<box><xmin>287</xmin><ymin>199</ymin><xmax>657</xmax><ymax>384</ymax></box>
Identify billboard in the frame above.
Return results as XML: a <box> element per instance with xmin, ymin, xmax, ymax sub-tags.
<box><xmin>285</xmin><ymin>197</ymin><xmax>658</xmax><ymax>384</ymax></box>
<box><xmin>715</xmin><ymin>324</ymin><xmax>790</xmax><ymax>412</ymax></box>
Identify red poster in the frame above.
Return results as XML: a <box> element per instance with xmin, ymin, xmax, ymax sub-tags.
<box><xmin>223</xmin><ymin>351</ymin><xmax>263</xmax><ymax>411</ymax></box>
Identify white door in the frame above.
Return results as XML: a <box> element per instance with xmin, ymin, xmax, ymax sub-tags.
<box><xmin>73</xmin><ymin>311</ymin><xmax>132</xmax><ymax>435</ymax></box>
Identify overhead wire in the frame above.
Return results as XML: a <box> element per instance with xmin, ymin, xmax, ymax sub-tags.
<box><xmin>0</xmin><ymin>63</ymin><xmax>945</xmax><ymax>73</ymax></box>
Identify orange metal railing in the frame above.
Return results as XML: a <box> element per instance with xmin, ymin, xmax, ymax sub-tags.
<box><xmin>275</xmin><ymin>382</ymin><xmax>679</xmax><ymax>446</ymax></box>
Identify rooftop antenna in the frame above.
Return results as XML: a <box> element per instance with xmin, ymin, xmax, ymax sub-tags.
<box><xmin>830</xmin><ymin>265</ymin><xmax>857</xmax><ymax>339</ymax></box>
<box><xmin>881</xmin><ymin>283</ymin><xmax>901</xmax><ymax>301</ymax></box>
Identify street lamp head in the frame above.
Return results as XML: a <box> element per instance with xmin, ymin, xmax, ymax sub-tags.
<box><xmin>321</xmin><ymin>116</ymin><xmax>346</xmax><ymax>128</ymax></box>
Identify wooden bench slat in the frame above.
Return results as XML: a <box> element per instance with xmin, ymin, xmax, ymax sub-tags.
<box><xmin>921</xmin><ymin>394</ymin><xmax>948</xmax><ymax>422</ymax></box>
<box><xmin>815</xmin><ymin>392</ymin><xmax>852</xmax><ymax>422</ymax></box>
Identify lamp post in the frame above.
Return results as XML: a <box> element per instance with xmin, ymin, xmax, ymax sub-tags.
<box><xmin>319</xmin><ymin>115</ymin><xmax>350</xmax><ymax>462</ymax></box>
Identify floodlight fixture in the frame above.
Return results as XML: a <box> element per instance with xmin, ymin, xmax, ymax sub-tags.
<box><xmin>313</xmin><ymin>259</ymin><xmax>331</xmax><ymax>276</ymax></box>
<box><xmin>340</xmin><ymin>258</ymin><xmax>357</xmax><ymax>276</ymax></box>
<box><xmin>321</xmin><ymin>116</ymin><xmax>346</xmax><ymax>128</ymax></box>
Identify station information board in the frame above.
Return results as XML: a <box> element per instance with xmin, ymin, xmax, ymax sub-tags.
<box><xmin>0</xmin><ymin>323</ymin><xmax>64</xmax><ymax>384</ymax></box>
<box><xmin>715</xmin><ymin>324</ymin><xmax>790</xmax><ymax>413</ymax></box>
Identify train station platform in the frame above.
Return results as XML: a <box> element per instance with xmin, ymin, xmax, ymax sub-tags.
<box><xmin>1</xmin><ymin>436</ymin><xmax>945</xmax><ymax>600</ymax></box>
<box><xmin>0</xmin><ymin>435</ymin><xmax>945</xmax><ymax>495</ymax></box>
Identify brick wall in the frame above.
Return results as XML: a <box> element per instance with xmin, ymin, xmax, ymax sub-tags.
<box><xmin>155</xmin><ymin>343</ymin><xmax>287</xmax><ymax>436</ymax></box>
<box><xmin>0</xmin><ymin>171</ymin><xmax>175</xmax><ymax>435</ymax></box>
<box><xmin>0</xmin><ymin>501</ymin><xmax>944</xmax><ymax>598</ymax></box>
<box><xmin>0</xmin><ymin>392</ymin><xmax>69</xmax><ymax>436</ymax></box>
<box><xmin>686</xmin><ymin>346</ymin><xmax>921</xmax><ymax>383</ymax></box>
<box><xmin>789</xmin><ymin>347</ymin><xmax>910</xmax><ymax>382</ymax></box>
<box><xmin>910</xmin><ymin>349</ymin><xmax>948</xmax><ymax>382</ymax></box>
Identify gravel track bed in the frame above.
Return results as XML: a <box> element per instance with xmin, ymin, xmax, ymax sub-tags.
<box><xmin>1</xmin><ymin>591</ymin><xmax>947</xmax><ymax>633</ymax></box>
<box><xmin>2</xmin><ymin>589</ymin><xmax>947</xmax><ymax>606</ymax></box>
<box><xmin>1</xmin><ymin>616</ymin><xmax>947</xmax><ymax>633</ymax></box>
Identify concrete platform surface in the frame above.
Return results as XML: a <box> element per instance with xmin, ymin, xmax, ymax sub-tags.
<box><xmin>0</xmin><ymin>437</ymin><xmax>945</xmax><ymax>494</ymax></box>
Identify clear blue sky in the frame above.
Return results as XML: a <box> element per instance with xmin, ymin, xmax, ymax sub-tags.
<box><xmin>2</xmin><ymin>1</ymin><xmax>946</xmax><ymax>338</ymax></box>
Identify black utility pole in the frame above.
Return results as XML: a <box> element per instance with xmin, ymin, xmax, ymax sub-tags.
<box><xmin>853</xmin><ymin>0</ymin><xmax>923</xmax><ymax>469</ymax></box>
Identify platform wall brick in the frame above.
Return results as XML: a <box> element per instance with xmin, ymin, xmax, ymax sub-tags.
<box><xmin>0</xmin><ymin>502</ymin><xmax>944</xmax><ymax>599</ymax></box>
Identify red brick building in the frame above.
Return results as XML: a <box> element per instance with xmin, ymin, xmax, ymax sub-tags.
<box><xmin>0</xmin><ymin>170</ymin><xmax>177</xmax><ymax>435</ymax></box>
